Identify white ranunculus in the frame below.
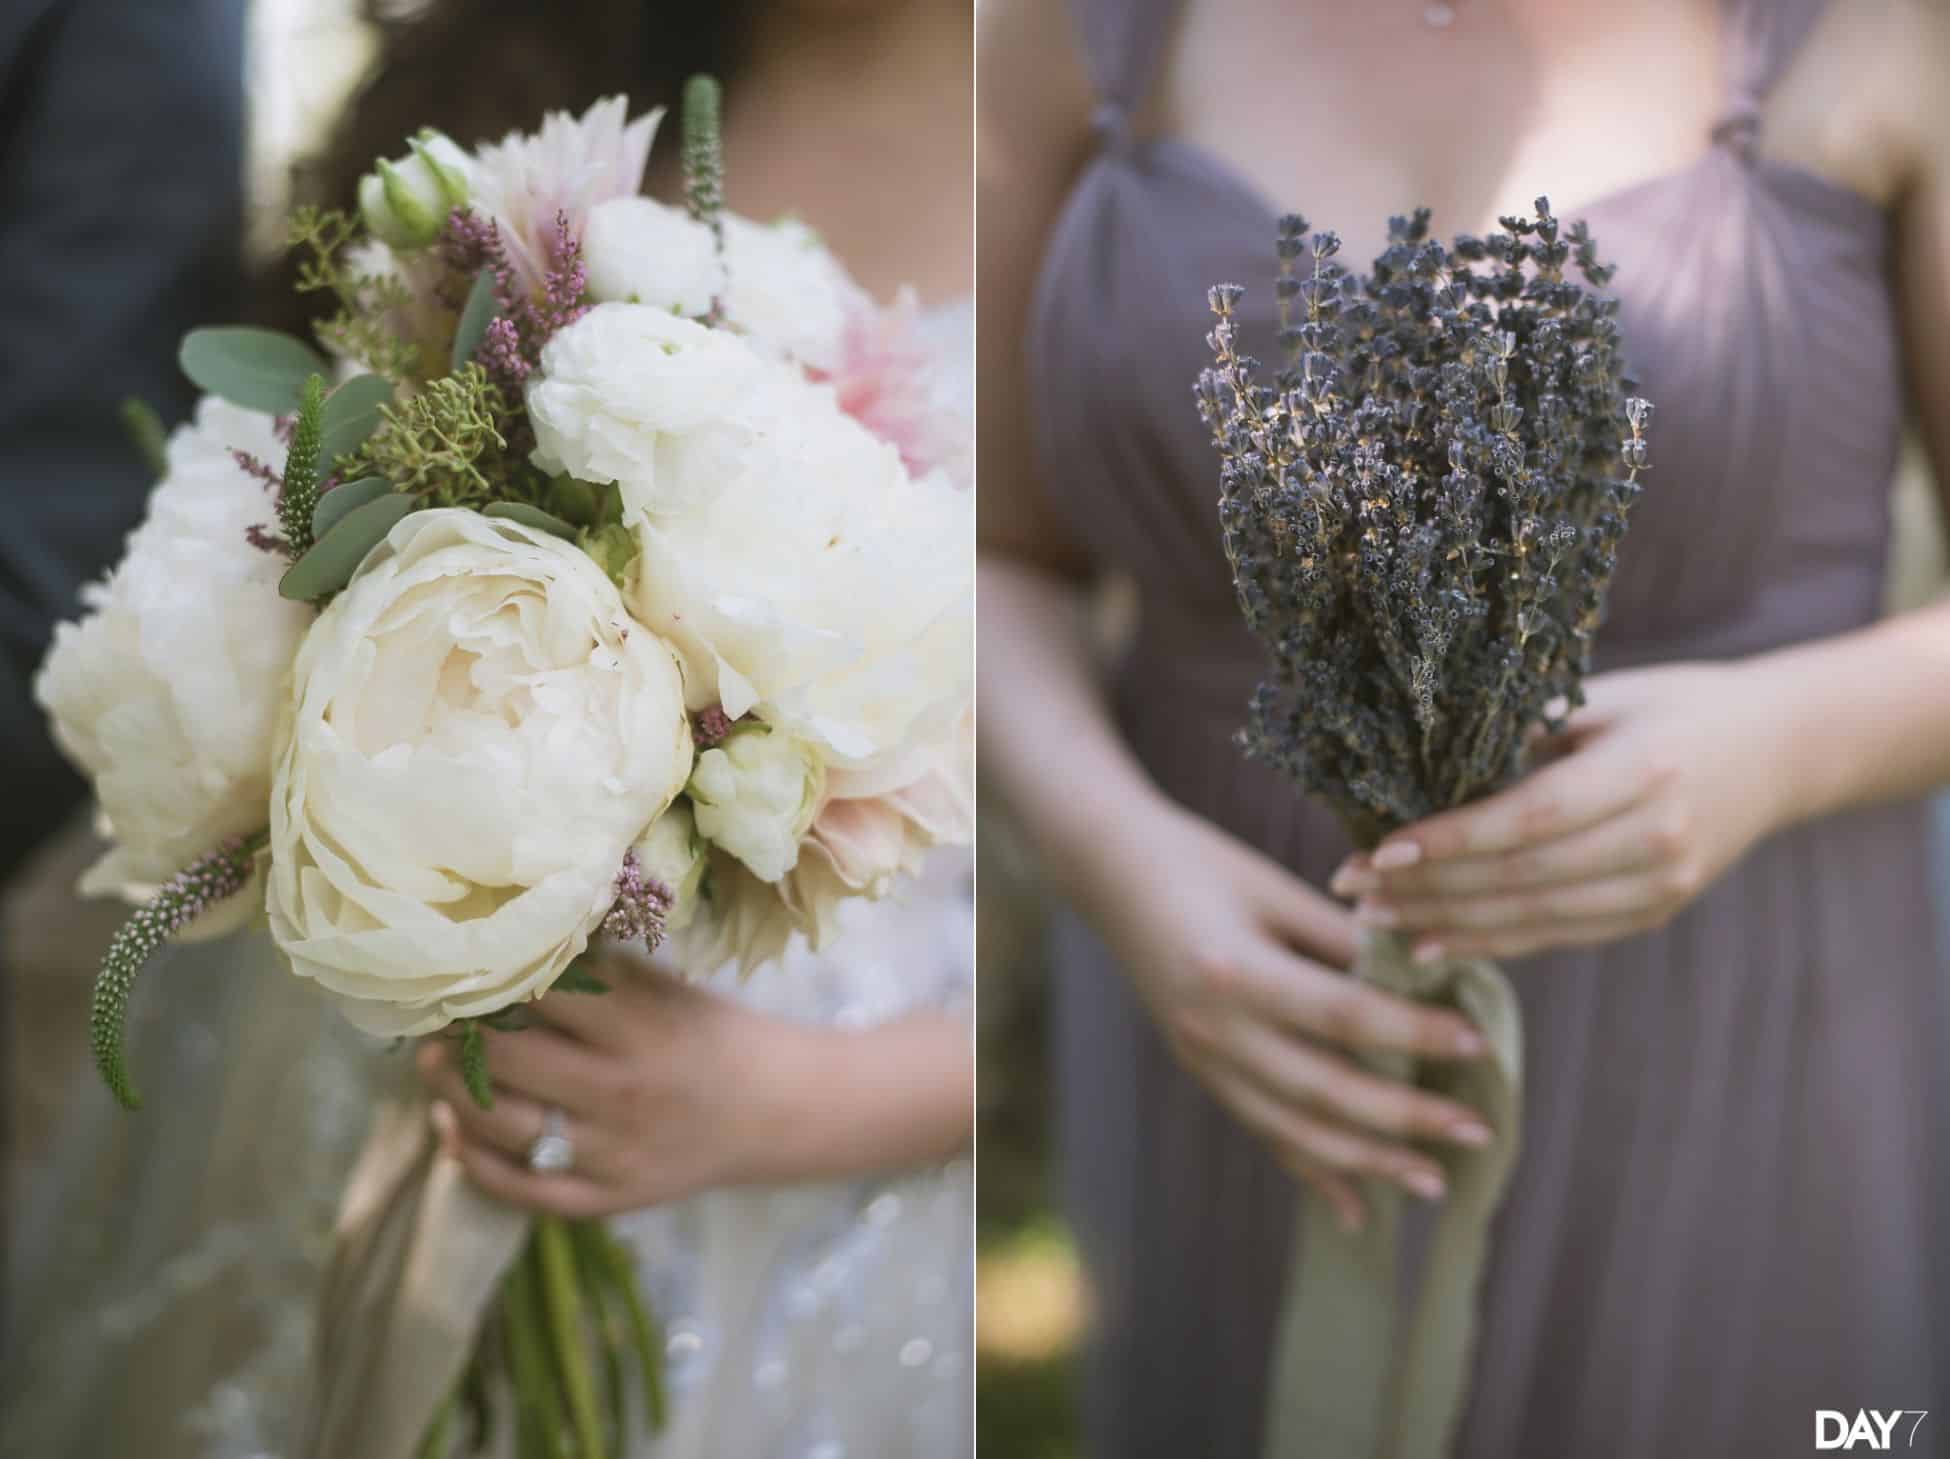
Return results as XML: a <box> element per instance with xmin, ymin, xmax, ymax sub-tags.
<box><xmin>688</xmin><ymin>726</ymin><xmax>824</xmax><ymax>883</ymax></box>
<box><xmin>582</xmin><ymin>195</ymin><xmax>720</xmax><ymax>317</ymax></box>
<box><xmin>580</xmin><ymin>198</ymin><xmax>864</xmax><ymax>369</ymax></box>
<box><xmin>34</xmin><ymin>397</ymin><xmax>310</xmax><ymax>926</ymax></box>
<box><xmin>266</xmin><ymin>509</ymin><xmax>692</xmax><ymax>1036</ymax></box>
<box><xmin>526</xmin><ymin>305</ymin><xmax>770</xmax><ymax>516</ymax></box>
<box><xmin>630</xmin><ymin>802</ymin><xmax>707</xmax><ymax>934</ymax></box>
<box><xmin>358</xmin><ymin>129</ymin><xmax>473</xmax><ymax>251</ymax></box>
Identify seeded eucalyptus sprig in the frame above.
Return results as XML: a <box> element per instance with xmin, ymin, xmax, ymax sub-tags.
<box><xmin>1197</xmin><ymin>198</ymin><xmax>1650</xmax><ymax>844</ymax></box>
<box><xmin>91</xmin><ymin>831</ymin><xmax>266</xmax><ymax>1109</ymax></box>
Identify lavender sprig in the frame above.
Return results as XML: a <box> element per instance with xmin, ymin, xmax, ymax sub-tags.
<box><xmin>1198</xmin><ymin>198</ymin><xmax>1650</xmax><ymax>841</ymax></box>
<box><xmin>91</xmin><ymin>831</ymin><xmax>265</xmax><ymax>1109</ymax></box>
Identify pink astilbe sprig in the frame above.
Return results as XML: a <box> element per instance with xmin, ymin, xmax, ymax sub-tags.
<box><xmin>600</xmin><ymin>849</ymin><xmax>674</xmax><ymax>949</ymax></box>
<box><xmin>690</xmin><ymin>705</ymin><xmax>735</xmax><ymax>750</ymax></box>
<box><xmin>442</xmin><ymin>207</ymin><xmax>589</xmax><ymax>393</ymax></box>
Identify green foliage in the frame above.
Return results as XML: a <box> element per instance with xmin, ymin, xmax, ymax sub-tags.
<box><xmin>310</xmin><ymin>475</ymin><xmax>392</xmax><ymax>540</ymax></box>
<box><xmin>278</xmin><ymin>375</ymin><xmax>327</xmax><ymax>557</ymax></box>
<box><xmin>552</xmin><ymin>960</ymin><xmax>611</xmax><ymax>995</ymax></box>
<box><xmin>356</xmin><ymin>363</ymin><xmax>518</xmax><ymax>504</ymax></box>
<box><xmin>179</xmin><ymin>326</ymin><xmax>330</xmax><ymax>415</ymax></box>
<box><xmin>288</xmin><ymin>206</ymin><xmax>424</xmax><ymax>383</ymax></box>
<box><xmin>279</xmin><ymin>492</ymin><xmax>417</xmax><ymax>601</ymax></box>
<box><xmin>458</xmin><ymin>1019</ymin><xmax>493</xmax><ymax>1109</ymax></box>
<box><xmin>451</xmin><ymin>268</ymin><xmax>498</xmax><ymax>374</ymax></box>
<box><xmin>120</xmin><ymin>398</ymin><xmax>169</xmax><ymax>477</ymax></box>
<box><xmin>681</xmin><ymin>76</ymin><xmax>726</xmax><ymax>242</ymax></box>
<box><xmin>319</xmin><ymin>374</ymin><xmax>395</xmax><ymax>467</ymax></box>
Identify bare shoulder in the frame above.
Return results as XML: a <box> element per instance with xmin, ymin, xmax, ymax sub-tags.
<box><xmin>978</xmin><ymin>0</ymin><xmax>1097</xmax><ymax>185</ymax></box>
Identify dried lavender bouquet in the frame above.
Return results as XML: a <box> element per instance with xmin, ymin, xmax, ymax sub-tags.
<box><xmin>1196</xmin><ymin>199</ymin><xmax>1649</xmax><ymax>1459</ymax></box>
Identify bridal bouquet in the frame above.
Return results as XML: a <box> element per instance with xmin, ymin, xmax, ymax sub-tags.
<box><xmin>37</xmin><ymin>82</ymin><xmax>970</xmax><ymax>1457</ymax></box>
<box><xmin>1197</xmin><ymin>201</ymin><xmax>1647</xmax><ymax>1459</ymax></box>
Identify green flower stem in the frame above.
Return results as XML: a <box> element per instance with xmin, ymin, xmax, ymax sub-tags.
<box><xmin>459</xmin><ymin>1019</ymin><xmax>493</xmax><ymax>1109</ymax></box>
<box><xmin>570</xmin><ymin>1220</ymin><xmax>628</xmax><ymax>1448</ymax></box>
<box><xmin>414</xmin><ymin>1389</ymin><xmax>455</xmax><ymax>1459</ymax></box>
<box><xmin>587</xmin><ymin>1221</ymin><xmax>667</xmax><ymax>1431</ymax></box>
<box><xmin>536</xmin><ymin>1214</ymin><xmax>607</xmax><ymax>1458</ymax></box>
<box><xmin>505</xmin><ymin>1245</ymin><xmax>567</xmax><ymax>1459</ymax></box>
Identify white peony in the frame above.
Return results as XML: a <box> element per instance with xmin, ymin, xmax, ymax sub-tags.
<box><xmin>525</xmin><ymin>303</ymin><xmax>973</xmax><ymax>776</ymax></box>
<box><xmin>688</xmin><ymin>726</ymin><xmax>824</xmax><ymax>882</ymax></box>
<box><xmin>580</xmin><ymin>197</ymin><xmax>865</xmax><ymax>369</ymax></box>
<box><xmin>34</xmin><ymin>397</ymin><xmax>310</xmax><ymax>928</ymax></box>
<box><xmin>265</xmin><ymin>509</ymin><xmax>692</xmax><ymax>1036</ymax></box>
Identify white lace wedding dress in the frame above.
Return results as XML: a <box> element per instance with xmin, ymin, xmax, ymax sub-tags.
<box><xmin>0</xmin><ymin>298</ymin><xmax>973</xmax><ymax>1459</ymax></box>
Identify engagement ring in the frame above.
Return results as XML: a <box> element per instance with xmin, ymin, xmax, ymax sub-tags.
<box><xmin>526</xmin><ymin>1106</ymin><xmax>574</xmax><ymax>1174</ymax></box>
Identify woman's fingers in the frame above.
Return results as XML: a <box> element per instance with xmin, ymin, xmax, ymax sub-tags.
<box><xmin>1273</xmin><ymin>1147</ymin><xmax>1370</xmax><ymax>1234</ymax></box>
<box><xmin>1207</xmin><ymin>942</ymin><xmax>1486</xmax><ymax>1061</ymax></box>
<box><xmin>1406</xmin><ymin>909</ymin><xmax>1666</xmax><ymax>963</ymax></box>
<box><xmin>472</xmin><ymin>1023</ymin><xmax>620</xmax><ymax>1115</ymax></box>
<box><xmin>1198</xmin><ymin>1013</ymin><xmax>1492</xmax><ymax>1150</ymax></box>
<box><xmin>432</xmin><ymin>1102</ymin><xmax>612</xmax><ymax>1219</ymax></box>
<box><xmin>1203</xmin><ymin>1060</ymin><xmax>1449</xmax><ymax>1202</ymax></box>
<box><xmin>1358</xmin><ymin>737</ymin><xmax>1652</xmax><ymax>867</ymax></box>
<box><xmin>1361</xmin><ymin>868</ymin><xmax>1680</xmax><ymax>937</ymax></box>
<box><xmin>1334</xmin><ymin>799</ymin><xmax>1670</xmax><ymax>900</ymax></box>
<box><xmin>419</xmin><ymin>1044</ymin><xmax>561</xmax><ymax>1157</ymax></box>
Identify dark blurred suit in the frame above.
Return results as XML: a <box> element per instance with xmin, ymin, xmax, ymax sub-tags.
<box><xmin>0</xmin><ymin>0</ymin><xmax>247</xmax><ymax>883</ymax></box>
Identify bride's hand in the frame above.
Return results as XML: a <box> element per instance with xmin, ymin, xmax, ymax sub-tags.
<box><xmin>416</xmin><ymin>963</ymin><xmax>808</xmax><ymax>1219</ymax></box>
<box><xmin>1329</xmin><ymin>662</ymin><xmax>1794</xmax><ymax>962</ymax></box>
<box><xmin>1075</xmin><ymin>798</ymin><xmax>1495</xmax><ymax>1231</ymax></box>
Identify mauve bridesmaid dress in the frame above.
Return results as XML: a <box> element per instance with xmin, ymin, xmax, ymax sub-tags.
<box><xmin>1025</xmin><ymin>0</ymin><xmax>1950</xmax><ymax>1454</ymax></box>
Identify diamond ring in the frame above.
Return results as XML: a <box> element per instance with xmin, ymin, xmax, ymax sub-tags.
<box><xmin>526</xmin><ymin>1106</ymin><xmax>574</xmax><ymax>1174</ymax></box>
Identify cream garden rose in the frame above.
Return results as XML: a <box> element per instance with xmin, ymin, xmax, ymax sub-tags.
<box><xmin>34</xmin><ymin>397</ymin><xmax>311</xmax><ymax>930</ymax></box>
<box><xmin>266</xmin><ymin>509</ymin><xmax>692</xmax><ymax>1035</ymax></box>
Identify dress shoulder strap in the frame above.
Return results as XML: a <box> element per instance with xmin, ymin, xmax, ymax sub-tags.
<box><xmin>1712</xmin><ymin>0</ymin><xmax>1834</xmax><ymax>155</ymax></box>
<box><xmin>1066</xmin><ymin>0</ymin><xmax>1185</xmax><ymax>153</ymax></box>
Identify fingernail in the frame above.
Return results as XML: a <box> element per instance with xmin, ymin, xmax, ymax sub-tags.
<box><xmin>1355</xmin><ymin>898</ymin><xmax>1399</xmax><ymax>928</ymax></box>
<box><xmin>1372</xmin><ymin>841</ymin><xmax>1422</xmax><ymax>871</ymax></box>
<box><xmin>1330</xmin><ymin>864</ymin><xmax>1376</xmax><ymax>896</ymax></box>
<box><xmin>1450</xmin><ymin>1119</ymin><xmax>1493</xmax><ymax>1148</ymax></box>
<box><xmin>429</xmin><ymin>1099</ymin><xmax>458</xmax><ymax>1153</ymax></box>
<box><xmin>1404</xmin><ymin>1168</ymin><xmax>1447</xmax><ymax>1201</ymax></box>
<box><xmin>1413</xmin><ymin>940</ymin><xmax>1446</xmax><ymax>966</ymax></box>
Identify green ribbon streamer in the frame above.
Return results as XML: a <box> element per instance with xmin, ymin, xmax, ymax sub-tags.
<box><xmin>1262</xmin><ymin>928</ymin><xmax>1523</xmax><ymax>1459</ymax></box>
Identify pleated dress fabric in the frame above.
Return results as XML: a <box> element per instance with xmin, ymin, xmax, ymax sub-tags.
<box><xmin>1029</xmin><ymin>1</ymin><xmax>1950</xmax><ymax>1455</ymax></box>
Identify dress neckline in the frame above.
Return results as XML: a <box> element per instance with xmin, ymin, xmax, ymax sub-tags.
<box><xmin>1127</xmin><ymin>131</ymin><xmax>1886</xmax><ymax>248</ymax></box>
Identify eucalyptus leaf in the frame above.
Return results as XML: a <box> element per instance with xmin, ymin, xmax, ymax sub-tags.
<box><xmin>179</xmin><ymin>327</ymin><xmax>330</xmax><ymax>415</ymax></box>
<box><xmin>484</xmin><ymin>502</ymin><xmax>578</xmax><ymax>540</ymax></box>
<box><xmin>451</xmin><ymin>269</ymin><xmax>498</xmax><ymax>374</ymax></box>
<box><xmin>279</xmin><ymin>493</ymin><xmax>417</xmax><ymax>602</ymax></box>
<box><xmin>310</xmin><ymin>476</ymin><xmax>392</xmax><ymax>540</ymax></box>
<box><xmin>318</xmin><ymin>374</ymin><xmax>394</xmax><ymax>465</ymax></box>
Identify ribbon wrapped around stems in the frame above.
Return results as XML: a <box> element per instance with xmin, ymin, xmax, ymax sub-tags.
<box><xmin>1261</xmin><ymin>929</ymin><xmax>1523</xmax><ymax>1459</ymax></box>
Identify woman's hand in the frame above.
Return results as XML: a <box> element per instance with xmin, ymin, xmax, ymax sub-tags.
<box><xmin>1329</xmin><ymin>662</ymin><xmax>1797</xmax><ymax>963</ymax></box>
<box><xmin>1075</xmin><ymin>796</ymin><xmax>1495</xmax><ymax>1232</ymax></box>
<box><xmin>417</xmin><ymin>961</ymin><xmax>970</xmax><ymax>1219</ymax></box>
